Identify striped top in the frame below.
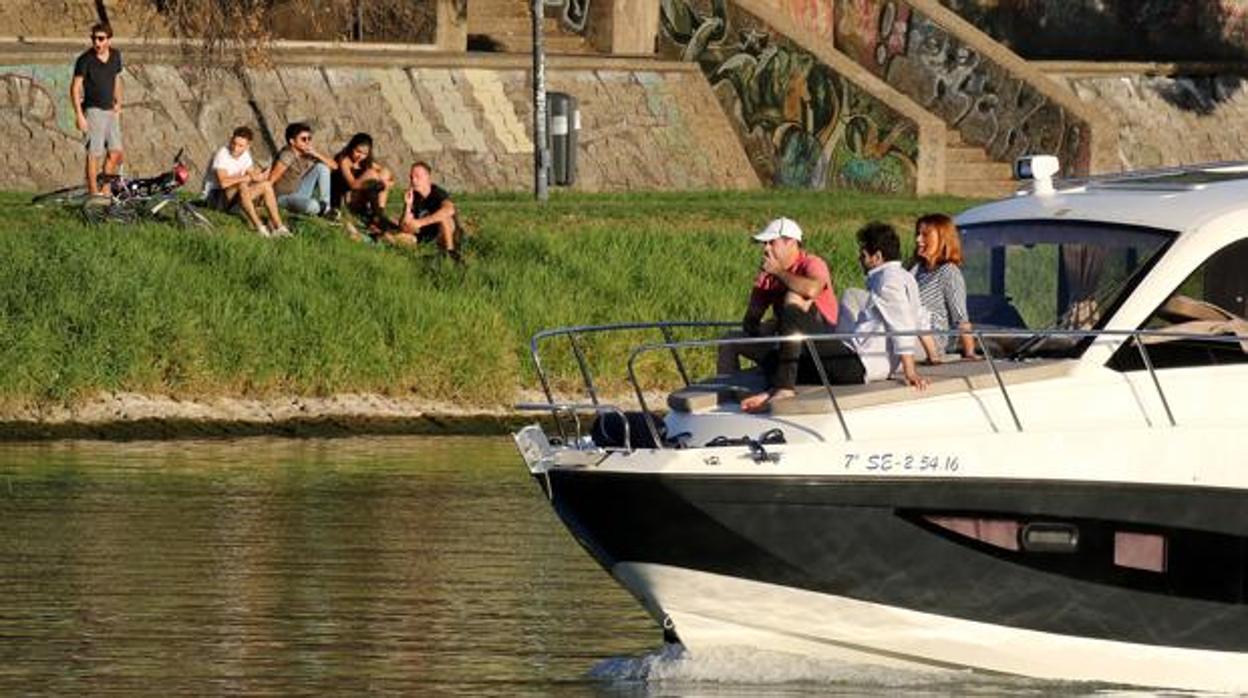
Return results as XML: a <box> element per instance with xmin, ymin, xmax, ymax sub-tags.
<box><xmin>912</xmin><ymin>262</ymin><xmax>969</xmax><ymax>337</ymax></box>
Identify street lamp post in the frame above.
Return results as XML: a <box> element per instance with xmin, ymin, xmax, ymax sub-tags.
<box><xmin>532</xmin><ymin>0</ymin><xmax>549</xmax><ymax>202</ymax></box>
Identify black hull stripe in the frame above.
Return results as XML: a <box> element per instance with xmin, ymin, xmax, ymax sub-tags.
<box><xmin>545</xmin><ymin>471</ymin><xmax>1248</xmax><ymax>652</ymax></box>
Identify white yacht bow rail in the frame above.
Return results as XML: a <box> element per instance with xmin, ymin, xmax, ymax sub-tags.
<box><xmin>522</xmin><ymin>322</ymin><xmax>1247</xmax><ymax>451</ymax></box>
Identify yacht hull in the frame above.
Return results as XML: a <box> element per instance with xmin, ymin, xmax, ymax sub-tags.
<box><xmin>613</xmin><ymin>562</ymin><xmax>1248</xmax><ymax>690</ymax></box>
<box><xmin>540</xmin><ymin>468</ymin><xmax>1248</xmax><ymax>692</ymax></box>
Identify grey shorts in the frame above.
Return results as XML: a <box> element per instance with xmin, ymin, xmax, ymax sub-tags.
<box><xmin>84</xmin><ymin>108</ymin><xmax>123</xmax><ymax>157</ymax></box>
<box><xmin>205</xmin><ymin>188</ymin><xmax>239</xmax><ymax>212</ymax></box>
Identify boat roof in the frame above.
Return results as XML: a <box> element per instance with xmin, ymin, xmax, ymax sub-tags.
<box><xmin>956</xmin><ymin>162</ymin><xmax>1248</xmax><ymax>239</ymax></box>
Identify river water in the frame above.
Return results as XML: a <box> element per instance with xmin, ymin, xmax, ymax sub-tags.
<box><xmin>0</xmin><ymin>436</ymin><xmax>1154</xmax><ymax>696</ymax></box>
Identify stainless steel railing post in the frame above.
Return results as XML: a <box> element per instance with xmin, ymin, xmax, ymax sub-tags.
<box><xmin>660</xmin><ymin>325</ymin><xmax>693</xmax><ymax>387</ymax></box>
<box><xmin>1134</xmin><ymin>330</ymin><xmax>1177</xmax><ymax>427</ymax></box>
<box><xmin>626</xmin><ymin>353</ymin><xmax>664</xmax><ymax>449</ymax></box>
<box><xmin>803</xmin><ymin>336</ymin><xmax>852</xmax><ymax>441</ymax></box>
<box><xmin>568</xmin><ymin>332</ymin><xmax>601</xmax><ymax>406</ymax></box>
<box><xmin>976</xmin><ymin>329</ymin><xmax>1023</xmax><ymax>432</ymax></box>
<box><xmin>528</xmin><ymin>338</ymin><xmax>568</xmax><ymax>442</ymax></box>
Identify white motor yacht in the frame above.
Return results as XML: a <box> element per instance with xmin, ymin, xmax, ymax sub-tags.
<box><xmin>513</xmin><ymin>158</ymin><xmax>1248</xmax><ymax>692</ymax></box>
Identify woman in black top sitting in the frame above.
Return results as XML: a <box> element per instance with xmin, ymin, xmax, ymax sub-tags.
<box><xmin>331</xmin><ymin>132</ymin><xmax>395</xmax><ymax>227</ymax></box>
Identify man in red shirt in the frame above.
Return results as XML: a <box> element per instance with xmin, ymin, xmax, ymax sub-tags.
<box><xmin>725</xmin><ymin>218</ymin><xmax>865</xmax><ymax>412</ymax></box>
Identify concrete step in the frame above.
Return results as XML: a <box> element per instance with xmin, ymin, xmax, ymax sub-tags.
<box><xmin>469</xmin><ymin>5</ymin><xmax>594</xmax><ymax>54</ymax></box>
<box><xmin>947</xmin><ymin>161</ymin><xmax>1013</xmax><ymax>181</ymax></box>
<box><xmin>945</xmin><ymin>145</ymin><xmax>990</xmax><ymax>164</ymax></box>
<box><xmin>475</xmin><ymin>15</ymin><xmax>565</xmax><ymax>30</ymax></box>
<box><xmin>943</xmin><ymin>136</ymin><xmax>1015</xmax><ymax>197</ymax></box>
<box><xmin>945</xmin><ymin>178</ymin><xmax>1019</xmax><ymax>199</ymax></box>
<box><xmin>477</xmin><ymin>33</ymin><xmax>591</xmax><ymax>52</ymax></box>
<box><xmin>476</xmin><ymin>24</ymin><xmax>584</xmax><ymax>41</ymax></box>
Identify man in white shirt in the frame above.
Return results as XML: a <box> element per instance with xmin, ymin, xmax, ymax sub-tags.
<box><xmin>849</xmin><ymin>222</ymin><xmax>929</xmax><ymax>389</ymax></box>
<box><xmin>203</xmin><ymin>126</ymin><xmax>288</xmax><ymax>237</ymax></box>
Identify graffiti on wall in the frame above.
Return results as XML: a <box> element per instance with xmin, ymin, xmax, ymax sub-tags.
<box><xmin>659</xmin><ymin>0</ymin><xmax>918</xmax><ymax>193</ymax></box>
<box><xmin>835</xmin><ymin>0</ymin><xmax>1087</xmax><ymax>171</ymax></box>
<box><xmin>0</xmin><ymin>72</ymin><xmax>72</xmax><ymax>133</ymax></box>
<box><xmin>546</xmin><ymin>0</ymin><xmax>591</xmax><ymax>34</ymax></box>
<box><xmin>0</xmin><ymin>60</ymin><xmax>757</xmax><ymax>193</ymax></box>
<box><xmin>776</xmin><ymin>0</ymin><xmax>834</xmax><ymax>41</ymax></box>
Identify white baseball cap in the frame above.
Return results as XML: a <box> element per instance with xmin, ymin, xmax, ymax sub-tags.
<box><xmin>753</xmin><ymin>217</ymin><xmax>803</xmax><ymax>243</ymax></box>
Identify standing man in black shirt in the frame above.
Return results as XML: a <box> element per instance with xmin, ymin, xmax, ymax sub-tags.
<box><xmin>70</xmin><ymin>22</ymin><xmax>124</xmax><ymax>196</ymax></box>
<box><xmin>396</xmin><ymin>161</ymin><xmax>460</xmax><ymax>261</ymax></box>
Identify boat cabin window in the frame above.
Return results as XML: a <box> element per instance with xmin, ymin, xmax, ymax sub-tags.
<box><xmin>959</xmin><ymin>221</ymin><xmax>1172</xmax><ymax>358</ymax></box>
<box><xmin>1108</xmin><ymin>237</ymin><xmax>1248</xmax><ymax>371</ymax></box>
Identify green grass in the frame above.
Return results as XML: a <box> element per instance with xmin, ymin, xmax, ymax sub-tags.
<box><xmin>0</xmin><ymin>189</ymin><xmax>982</xmax><ymax>407</ymax></box>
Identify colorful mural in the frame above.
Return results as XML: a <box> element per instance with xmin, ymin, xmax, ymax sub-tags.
<box><xmin>548</xmin><ymin>0</ymin><xmax>592</xmax><ymax>34</ymax></box>
<box><xmin>774</xmin><ymin>0</ymin><xmax>835</xmax><ymax>42</ymax></box>
<box><xmin>835</xmin><ymin>0</ymin><xmax>1088</xmax><ymax>172</ymax></box>
<box><xmin>939</xmin><ymin>0</ymin><xmax>1248</xmax><ymax>61</ymax></box>
<box><xmin>659</xmin><ymin>0</ymin><xmax>918</xmax><ymax>193</ymax></box>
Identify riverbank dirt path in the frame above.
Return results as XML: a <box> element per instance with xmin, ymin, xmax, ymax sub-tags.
<box><xmin>0</xmin><ymin>390</ymin><xmax>666</xmax><ymax>440</ymax></box>
<box><xmin>0</xmin><ymin>392</ymin><xmax>534</xmax><ymax>440</ymax></box>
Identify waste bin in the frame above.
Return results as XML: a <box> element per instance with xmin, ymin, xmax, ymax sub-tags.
<box><xmin>547</xmin><ymin>92</ymin><xmax>579</xmax><ymax>186</ymax></box>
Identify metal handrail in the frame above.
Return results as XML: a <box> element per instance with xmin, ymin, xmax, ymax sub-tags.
<box><xmin>528</xmin><ymin>321</ymin><xmax>737</xmax><ymax>439</ymax></box>
<box><xmin>1133</xmin><ymin>336</ymin><xmax>1176</xmax><ymax>427</ymax></box>
<box><xmin>514</xmin><ymin>401</ymin><xmax>635</xmax><ymax>452</ymax></box>
<box><xmin>974</xmin><ymin>329</ymin><xmax>1022</xmax><ymax>432</ymax></box>
<box><xmin>530</xmin><ymin>322</ymin><xmax>1248</xmax><ymax>449</ymax></box>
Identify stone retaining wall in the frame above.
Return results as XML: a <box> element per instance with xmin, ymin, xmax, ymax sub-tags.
<box><xmin>1057</xmin><ymin>71</ymin><xmax>1248</xmax><ymax>171</ymax></box>
<box><xmin>940</xmin><ymin>0</ymin><xmax>1248</xmax><ymax>62</ymax></box>
<box><xmin>0</xmin><ymin>48</ymin><xmax>758</xmax><ymax>193</ymax></box>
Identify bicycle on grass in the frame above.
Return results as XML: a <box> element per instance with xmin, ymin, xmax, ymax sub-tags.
<box><xmin>32</xmin><ymin>148</ymin><xmax>213</xmax><ymax>231</ymax></box>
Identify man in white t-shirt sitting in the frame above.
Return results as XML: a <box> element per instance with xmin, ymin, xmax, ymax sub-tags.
<box><xmin>203</xmin><ymin>126</ymin><xmax>288</xmax><ymax>237</ymax></box>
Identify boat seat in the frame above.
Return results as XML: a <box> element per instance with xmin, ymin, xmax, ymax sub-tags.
<box><xmin>667</xmin><ymin>371</ymin><xmax>767</xmax><ymax>412</ymax></box>
<box><xmin>667</xmin><ymin>359</ymin><xmax>1071</xmax><ymax>415</ymax></box>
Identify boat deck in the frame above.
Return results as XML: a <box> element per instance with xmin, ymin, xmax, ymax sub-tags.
<box><xmin>668</xmin><ymin>358</ymin><xmax>1072</xmax><ymax>415</ymax></box>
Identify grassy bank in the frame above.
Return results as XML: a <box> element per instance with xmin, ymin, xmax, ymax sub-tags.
<box><xmin>0</xmin><ymin>189</ymin><xmax>981</xmax><ymax>407</ymax></box>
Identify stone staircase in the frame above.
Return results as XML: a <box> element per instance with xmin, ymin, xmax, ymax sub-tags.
<box><xmin>468</xmin><ymin>0</ymin><xmax>594</xmax><ymax>54</ymax></box>
<box><xmin>944</xmin><ymin>129</ymin><xmax>1018</xmax><ymax>198</ymax></box>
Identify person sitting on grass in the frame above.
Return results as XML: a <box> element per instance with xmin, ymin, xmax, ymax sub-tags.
<box><xmin>389</xmin><ymin>161</ymin><xmax>460</xmax><ymax>262</ymax></box>
<box><xmin>269</xmin><ymin>121</ymin><xmax>338</xmax><ymax>219</ymax></box>
<box><xmin>331</xmin><ymin>132</ymin><xmax>396</xmax><ymax>228</ymax></box>
<box><xmin>202</xmin><ymin>126</ymin><xmax>289</xmax><ymax>238</ymax></box>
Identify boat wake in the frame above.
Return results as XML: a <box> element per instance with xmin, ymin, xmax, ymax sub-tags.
<box><xmin>591</xmin><ymin>643</ymin><xmax>976</xmax><ymax>693</ymax></box>
<box><xmin>587</xmin><ymin>644</ymin><xmax>1171</xmax><ymax>696</ymax></box>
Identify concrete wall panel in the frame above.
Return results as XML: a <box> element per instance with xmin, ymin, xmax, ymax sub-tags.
<box><xmin>1</xmin><ymin>54</ymin><xmax>758</xmax><ymax>194</ymax></box>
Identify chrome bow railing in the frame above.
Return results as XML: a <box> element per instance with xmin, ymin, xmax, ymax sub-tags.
<box><xmin>521</xmin><ymin>322</ymin><xmax>1247</xmax><ymax>449</ymax></box>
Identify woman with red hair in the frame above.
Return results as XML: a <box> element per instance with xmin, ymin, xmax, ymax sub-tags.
<box><xmin>911</xmin><ymin>214</ymin><xmax>978</xmax><ymax>361</ymax></box>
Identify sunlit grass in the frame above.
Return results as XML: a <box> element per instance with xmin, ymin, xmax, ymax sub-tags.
<box><xmin>0</xmin><ymin>189</ymin><xmax>983</xmax><ymax>406</ymax></box>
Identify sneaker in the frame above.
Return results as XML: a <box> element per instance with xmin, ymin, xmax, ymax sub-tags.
<box><xmin>319</xmin><ymin>203</ymin><xmax>341</xmax><ymax>221</ymax></box>
<box><xmin>256</xmin><ymin>223</ymin><xmax>271</xmax><ymax>238</ymax></box>
<box><xmin>271</xmin><ymin>225</ymin><xmax>293</xmax><ymax>238</ymax></box>
<box><xmin>447</xmin><ymin>248</ymin><xmax>465</xmax><ymax>265</ymax></box>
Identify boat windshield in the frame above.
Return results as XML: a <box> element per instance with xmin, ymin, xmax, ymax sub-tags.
<box><xmin>959</xmin><ymin>220</ymin><xmax>1173</xmax><ymax>358</ymax></box>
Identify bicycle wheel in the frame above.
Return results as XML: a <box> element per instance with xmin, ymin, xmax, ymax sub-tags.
<box><xmin>80</xmin><ymin>197</ymin><xmax>110</xmax><ymax>224</ymax></box>
<box><xmin>80</xmin><ymin>198</ymin><xmax>139</xmax><ymax>225</ymax></box>
<box><xmin>32</xmin><ymin>185</ymin><xmax>89</xmax><ymax>206</ymax></box>
<box><xmin>174</xmin><ymin>202</ymin><xmax>214</xmax><ymax>231</ymax></box>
